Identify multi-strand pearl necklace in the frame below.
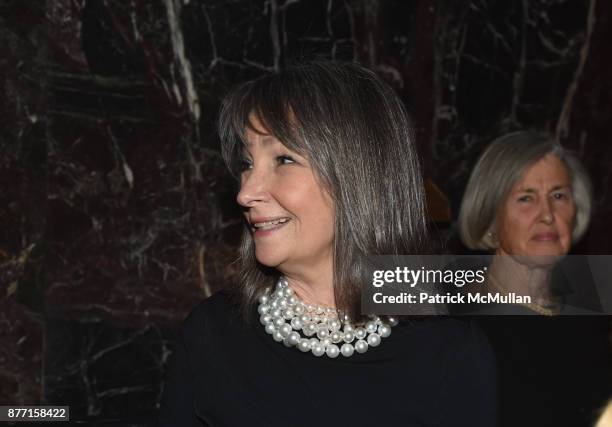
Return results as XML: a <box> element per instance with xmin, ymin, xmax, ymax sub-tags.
<box><xmin>258</xmin><ymin>277</ymin><xmax>397</xmax><ymax>358</ymax></box>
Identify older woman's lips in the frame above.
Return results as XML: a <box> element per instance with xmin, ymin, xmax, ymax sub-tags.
<box><xmin>532</xmin><ymin>232</ymin><xmax>559</xmax><ymax>241</ymax></box>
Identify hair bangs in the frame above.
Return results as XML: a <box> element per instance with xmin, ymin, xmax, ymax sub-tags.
<box><xmin>219</xmin><ymin>77</ymin><xmax>309</xmax><ymax>178</ymax></box>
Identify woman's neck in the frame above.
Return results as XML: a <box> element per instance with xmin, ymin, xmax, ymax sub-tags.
<box><xmin>488</xmin><ymin>252</ymin><xmax>556</xmax><ymax>306</ymax></box>
<box><xmin>280</xmin><ymin>262</ymin><xmax>335</xmax><ymax>308</ymax></box>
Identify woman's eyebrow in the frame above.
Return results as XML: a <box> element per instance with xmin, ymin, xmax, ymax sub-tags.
<box><xmin>515</xmin><ymin>184</ymin><xmax>570</xmax><ymax>193</ymax></box>
<box><xmin>549</xmin><ymin>184</ymin><xmax>571</xmax><ymax>191</ymax></box>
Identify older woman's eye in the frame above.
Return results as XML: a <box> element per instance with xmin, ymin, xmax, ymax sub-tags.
<box><xmin>277</xmin><ymin>155</ymin><xmax>296</xmax><ymax>165</ymax></box>
<box><xmin>517</xmin><ymin>195</ymin><xmax>533</xmax><ymax>202</ymax></box>
<box><xmin>552</xmin><ymin>192</ymin><xmax>569</xmax><ymax>200</ymax></box>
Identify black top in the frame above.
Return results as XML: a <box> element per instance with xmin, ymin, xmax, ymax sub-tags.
<box><xmin>158</xmin><ymin>291</ymin><xmax>497</xmax><ymax>427</ymax></box>
<box><xmin>475</xmin><ymin>316</ymin><xmax>612</xmax><ymax>427</ymax></box>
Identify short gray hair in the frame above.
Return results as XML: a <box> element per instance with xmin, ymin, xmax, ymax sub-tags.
<box><xmin>458</xmin><ymin>131</ymin><xmax>592</xmax><ymax>250</ymax></box>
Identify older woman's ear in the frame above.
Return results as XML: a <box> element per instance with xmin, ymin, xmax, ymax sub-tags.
<box><xmin>484</xmin><ymin>230</ymin><xmax>499</xmax><ymax>249</ymax></box>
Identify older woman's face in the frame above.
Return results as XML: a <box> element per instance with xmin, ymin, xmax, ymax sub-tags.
<box><xmin>495</xmin><ymin>154</ymin><xmax>576</xmax><ymax>257</ymax></box>
<box><xmin>237</xmin><ymin>116</ymin><xmax>334</xmax><ymax>274</ymax></box>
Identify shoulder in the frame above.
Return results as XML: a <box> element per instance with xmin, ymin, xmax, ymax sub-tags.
<box><xmin>179</xmin><ymin>289</ymin><xmax>243</xmax><ymax>341</ymax></box>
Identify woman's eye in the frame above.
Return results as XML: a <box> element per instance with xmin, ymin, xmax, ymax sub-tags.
<box><xmin>517</xmin><ymin>195</ymin><xmax>532</xmax><ymax>202</ymax></box>
<box><xmin>277</xmin><ymin>155</ymin><xmax>296</xmax><ymax>165</ymax></box>
<box><xmin>238</xmin><ymin>158</ymin><xmax>252</xmax><ymax>172</ymax></box>
<box><xmin>552</xmin><ymin>192</ymin><xmax>569</xmax><ymax>200</ymax></box>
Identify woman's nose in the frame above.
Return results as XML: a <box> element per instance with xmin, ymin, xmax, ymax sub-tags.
<box><xmin>538</xmin><ymin>199</ymin><xmax>554</xmax><ymax>224</ymax></box>
<box><xmin>236</xmin><ymin>168</ymin><xmax>269</xmax><ymax>207</ymax></box>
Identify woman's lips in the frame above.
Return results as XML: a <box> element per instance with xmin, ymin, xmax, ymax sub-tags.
<box><xmin>250</xmin><ymin>218</ymin><xmax>291</xmax><ymax>237</ymax></box>
<box><xmin>532</xmin><ymin>232</ymin><xmax>559</xmax><ymax>241</ymax></box>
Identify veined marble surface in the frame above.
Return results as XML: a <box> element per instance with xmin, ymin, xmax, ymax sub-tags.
<box><xmin>1</xmin><ymin>0</ymin><xmax>610</xmax><ymax>422</ymax></box>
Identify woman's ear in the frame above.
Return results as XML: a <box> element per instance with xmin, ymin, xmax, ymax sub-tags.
<box><xmin>485</xmin><ymin>228</ymin><xmax>499</xmax><ymax>249</ymax></box>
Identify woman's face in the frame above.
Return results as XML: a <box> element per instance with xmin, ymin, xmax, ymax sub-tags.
<box><xmin>237</xmin><ymin>116</ymin><xmax>335</xmax><ymax>274</ymax></box>
<box><xmin>495</xmin><ymin>154</ymin><xmax>576</xmax><ymax>258</ymax></box>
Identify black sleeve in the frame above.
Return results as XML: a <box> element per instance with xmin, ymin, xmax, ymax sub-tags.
<box><xmin>158</xmin><ymin>313</ymin><xmax>206</xmax><ymax>427</ymax></box>
<box><xmin>437</xmin><ymin>321</ymin><xmax>498</xmax><ymax>427</ymax></box>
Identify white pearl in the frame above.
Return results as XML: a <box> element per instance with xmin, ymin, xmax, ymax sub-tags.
<box><xmin>355</xmin><ymin>328</ymin><xmax>367</xmax><ymax>340</ymax></box>
<box><xmin>340</xmin><ymin>343</ymin><xmax>354</xmax><ymax>357</ymax></box>
<box><xmin>288</xmin><ymin>296</ymin><xmax>298</xmax><ymax>306</ymax></box>
<box><xmin>265</xmin><ymin>324</ymin><xmax>276</xmax><ymax>334</ymax></box>
<box><xmin>343</xmin><ymin>332</ymin><xmax>355</xmax><ymax>343</ymax></box>
<box><xmin>280</xmin><ymin>324</ymin><xmax>292</xmax><ymax>338</ymax></box>
<box><xmin>284</xmin><ymin>287</ymin><xmax>294</xmax><ymax>296</ymax></box>
<box><xmin>279</xmin><ymin>298</ymin><xmax>288</xmax><ymax>308</ymax></box>
<box><xmin>271</xmin><ymin>300</ymin><xmax>279</xmax><ymax>309</ymax></box>
<box><xmin>259</xmin><ymin>294</ymin><xmax>269</xmax><ymax>304</ymax></box>
<box><xmin>367</xmin><ymin>333</ymin><xmax>381</xmax><ymax>347</ymax></box>
<box><xmin>300</xmin><ymin>314</ymin><xmax>310</xmax><ymax>323</ymax></box>
<box><xmin>273</xmin><ymin>331</ymin><xmax>284</xmax><ymax>342</ymax></box>
<box><xmin>304</xmin><ymin>323</ymin><xmax>317</xmax><ymax>336</ymax></box>
<box><xmin>331</xmin><ymin>331</ymin><xmax>343</xmax><ymax>343</ymax></box>
<box><xmin>287</xmin><ymin>331</ymin><xmax>301</xmax><ymax>346</ymax></box>
<box><xmin>290</xmin><ymin>317</ymin><xmax>303</xmax><ymax>330</ymax></box>
<box><xmin>365</xmin><ymin>321</ymin><xmax>377</xmax><ymax>334</ymax></box>
<box><xmin>306</xmin><ymin>304</ymin><xmax>315</xmax><ymax>312</ymax></box>
<box><xmin>274</xmin><ymin>317</ymin><xmax>285</xmax><ymax>327</ymax></box>
<box><xmin>271</xmin><ymin>308</ymin><xmax>282</xmax><ymax>318</ymax></box>
<box><xmin>378</xmin><ymin>324</ymin><xmax>392</xmax><ymax>338</ymax></box>
<box><xmin>283</xmin><ymin>308</ymin><xmax>294</xmax><ymax>319</ymax></box>
<box><xmin>321</xmin><ymin>337</ymin><xmax>332</xmax><ymax>348</ymax></box>
<box><xmin>312</xmin><ymin>343</ymin><xmax>325</xmax><ymax>356</ymax></box>
<box><xmin>260</xmin><ymin>314</ymin><xmax>272</xmax><ymax>325</ymax></box>
<box><xmin>298</xmin><ymin>339</ymin><xmax>311</xmax><ymax>352</ymax></box>
<box><xmin>343</xmin><ymin>324</ymin><xmax>354</xmax><ymax>333</ymax></box>
<box><xmin>388</xmin><ymin>317</ymin><xmax>399</xmax><ymax>326</ymax></box>
<box><xmin>329</xmin><ymin>319</ymin><xmax>341</xmax><ymax>331</ymax></box>
<box><xmin>355</xmin><ymin>339</ymin><xmax>368</xmax><ymax>353</ymax></box>
<box><xmin>316</xmin><ymin>325</ymin><xmax>330</xmax><ymax>339</ymax></box>
<box><xmin>316</xmin><ymin>329</ymin><xmax>329</xmax><ymax>340</ymax></box>
<box><xmin>258</xmin><ymin>304</ymin><xmax>269</xmax><ymax>315</ymax></box>
<box><xmin>294</xmin><ymin>304</ymin><xmax>305</xmax><ymax>315</ymax></box>
<box><xmin>326</xmin><ymin>344</ymin><xmax>340</xmax><ymax>358</ymax></box>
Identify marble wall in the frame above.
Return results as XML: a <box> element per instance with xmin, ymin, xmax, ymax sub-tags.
<box><xmin>1</xmin><ymin>0</ymin><xmax>610</xmax><ymax>424</ymax></box>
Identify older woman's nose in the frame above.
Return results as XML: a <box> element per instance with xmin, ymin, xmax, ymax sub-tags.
<box><xmin>538</xmin><ymin>198</ymin><xmax>554</xmax><ymax>224</ymax></box>
<box><xmin>236</xmin><ymin>169</ymin><xmax>269</xmax><ymax>207</ymax></box>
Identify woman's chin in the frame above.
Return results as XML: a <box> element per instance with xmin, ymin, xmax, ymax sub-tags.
<box><xmin>254</xmin><ymin>251</ymin><xmax>284</xmax><ymax>268</ymax></box>
<box><xmin>509</xmin><ymin>246</ymin><xmax>567</xmax><ymax>268</ymax></box>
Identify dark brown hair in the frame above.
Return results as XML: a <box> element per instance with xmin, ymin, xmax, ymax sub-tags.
<box><xmin>218</xmin><ymin>61</ymin><xmax>429</xmax><ymax>321</ymax></box>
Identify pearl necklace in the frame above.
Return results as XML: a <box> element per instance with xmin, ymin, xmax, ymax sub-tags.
<box><xmin>258</xmin><ymin>277</ymin><xmax>397</xmax><ymax>358</ymax></box>
<box><xmin>488</xmin><ymin>274</ymin><xmax>560</xmax><ymax>316</ymax></box>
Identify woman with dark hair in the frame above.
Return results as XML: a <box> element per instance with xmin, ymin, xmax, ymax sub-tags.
<box><xmin>158</xmin><ymin>61</ymin><xmax>497</xmax><ymax>426</ymax></box>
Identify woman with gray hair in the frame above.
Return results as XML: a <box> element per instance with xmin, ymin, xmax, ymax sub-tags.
<box><xmin>456</xmin><ymin>131</ymin><xmax>610</xmax><ymax>427</ymax></box>
<box><xmin>458</xmin><ymin>131</ymin><xmax>592</xmax><ymax>314</ymax></box>
<box><xmin>158</xmin><ymin>61</ymin><xmax>497</xmax><ymax>426</ymax></box>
